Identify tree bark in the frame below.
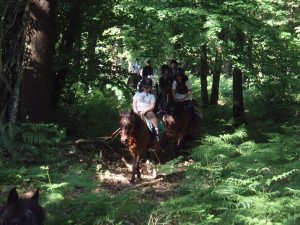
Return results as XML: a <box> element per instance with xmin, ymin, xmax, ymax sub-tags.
<box><xmin>232</xmin><ymin>67</ymin><xmax>245</xmax><ymax>122</ymax></box>
<box><xmin>200</xmin><ymin>44</ymin><xmax>209</xmax><ymax>108</ymax></box>
<box><xmin>232</xmin><ymin>29</ymin><xmax>246</xmax><ymax>123</ymax></box>
<box><xmin>210</xmin><ymin>48</ymin><xmax>221</xmax><ymax>105</ymax></box>
<box><xmin>19</xmin><ymin>0</ymin><xmax>57</xmax><ymax>122</ymax></box>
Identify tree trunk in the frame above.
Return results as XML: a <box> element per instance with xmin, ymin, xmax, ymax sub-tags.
<box><xmin>0</xmin><ymin>1</ymin><xmax>27</xmax><ymax>122</ymax></box>
<box><xmin>210</xmin><ymin>48</ymin><xmax>221</xmax><ymax>105</ymax></box>
<box><xmin>52</xmin><ymin>0</ymin><xmax>81</xmax><ymax>107</ymax></box>
<box><xmin>19</xmin><ymin>0</ymin><xmax>57</xmax><ymax>122</ymax></box>
<box><xmin>232</xmin><ymin>29</ymin><xmax>246</xmax><ymax>123</ymax></box>
<box><xmin>245</xmin><ymin>35</ymin><xmax>254</xmax><ymax>88</ymax></box>
<box><xmin>200</xmin><ymin>44</ymin><xmax>209</xmax><ymax>108</ymax></box>
<box><xmin>86</xmin><ymin>27</ymin><xmax>98</xmax><ymax>84</ymax></box>
<box><xmin>232</xmin><ymin>67</ymin><xmax>245</xmax><ymax>122</ymax></box>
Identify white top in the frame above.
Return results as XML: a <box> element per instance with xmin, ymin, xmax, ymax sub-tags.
<box><xmin>133</xmin><ymin>92</ymin><xmax>155</xmax><ymax>112</ymax></box>
<box><xmin>172</xmin><ymin>80</ymin><xmax>193</xmax><ymax>101</ymax></box>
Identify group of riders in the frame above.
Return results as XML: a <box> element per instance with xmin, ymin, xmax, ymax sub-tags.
<box><xmin>130</xmin><ymin>58</ymin><xmax>197</xmax><ymax>141</ymax></box>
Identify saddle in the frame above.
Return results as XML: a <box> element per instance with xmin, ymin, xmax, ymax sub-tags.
<box><xmin>141</xmin><ymin>115</ymin><xmax>165</xmax><ymax>134</ymax></box>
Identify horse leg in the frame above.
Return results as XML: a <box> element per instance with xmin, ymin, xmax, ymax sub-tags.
<box><xmin>175</xmin><ymin>135</ymin><xmax>184</xmax><ymax>157</ymax></box>
<box><xmin>136</xmin><ymin>155</ymin><xmax>142</xmax><ymax>180</ymax></box>
<box><xmin>130</xmin><ymin>155</ymin><xmax>140</xmax><ymax>183</ymax></box>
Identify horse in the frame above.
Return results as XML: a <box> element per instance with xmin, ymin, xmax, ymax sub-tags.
<box><xmin>162</xmin><ymin>101</ymin><xmax>197</xmax><ymax>157</ymax></box>
<box><xmin>119</xmin><ymin>110</ymin><xmax>160</xmax><ymax>183</ymax></box>
<box><xmin>0</xmin><ymin>187</ymin><xmax>45</xmax><ymax>225</ymax></box>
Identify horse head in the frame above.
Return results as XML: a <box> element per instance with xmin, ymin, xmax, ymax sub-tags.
<box><xmin>0</xmin><ymin>187</ymin><xmax>45</xmax><ymax>225</ymax></box>
<box><xmin>161</xmin><ymin>104</ymin><xmax>177</xmax><ymax>137</ymax></box>
<box><xmin>119</xmin><ymin>111</ymin><xmax>135</xmax><ymax>145</ymax></box>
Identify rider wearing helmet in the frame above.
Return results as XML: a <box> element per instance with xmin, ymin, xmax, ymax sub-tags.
<box><xmin>169</xmin><ymin>59</ymin><xmax>179</xmax><ymax>79</ymax></box>
<box><xmin>172</xmin><ymin>68</ymin><xmax>196</xmax><ymax>120</ymax></box>
<box><xmin>133</xmin><ymin>77</ymin><xmax>160</xmax><ymax>140</ymax></box>
<box><xmin>142</xmin><ymin>58</ymin><xmax>154</xmax><ymax>78</ymax></box>
<box><xmin>159</xmin><ymin>64</ymin><xmax>173</xmax><ymax>97</ymax></box>
<box><xmin>157</xmin><ymin>64</ymin><xmax>174</xmax><ymax>110</ymax></box>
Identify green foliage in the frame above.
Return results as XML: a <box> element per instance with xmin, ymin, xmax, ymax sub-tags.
<box><xmin>0</xmin><ymin>122</ymin><xmax>66</xmax><ymax>163</ymax></box>
<box><xmin>57</xmin><ymin>89</ymin><xmax>127</xmax><ymax>138</ymax></box>
<box><xmin>152</xmin><ymin>103</ymin><xmax>300</xmax><ymax>224</ymax></box>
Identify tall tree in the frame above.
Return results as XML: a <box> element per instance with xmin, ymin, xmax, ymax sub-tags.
<box><xmin>210</xmin><ymin>48</ymin><xmax>222</xmax><ymax>105</ymax></box>
<box><xmin>19</xmin><ymin>0</ymin><xmax>57</xmax><ymax>122</ymax></box>
<box><xmin>200</xmin><ymin>44</ymin><xmax>209</xmax><ymax>108</ymax></box>
<box><xmin>232</xmin><ymin>29</ymin><xmax>246</xmax><ymax>123</ymax></box>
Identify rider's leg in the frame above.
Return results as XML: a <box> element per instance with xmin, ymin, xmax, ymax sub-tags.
<box><xmin>145</xmin><ymin>111</ymin><xmax>160</xmax><ymax>137</ymax></box>
<box><xmin>186</xmin><ymin>100</ymin><xmax>197</xmax><ymax>121</ymax></box>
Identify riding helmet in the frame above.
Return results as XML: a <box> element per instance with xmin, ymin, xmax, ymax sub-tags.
<box><xmin>141</xmin><ymin>77</ymin><xmax>153</xmax><ymax>88</ymax></box>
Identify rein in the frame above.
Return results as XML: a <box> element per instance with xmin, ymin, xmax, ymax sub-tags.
<box><xmin>110</xmin><ymin>127</ymin><xmax>120</xmax><ymax>138</ymax></box>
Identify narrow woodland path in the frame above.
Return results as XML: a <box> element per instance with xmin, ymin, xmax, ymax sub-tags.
<box><xmin>74</xmin><ymin>137</ymin><xmax>194</xmax><ymax>198</ymax></box>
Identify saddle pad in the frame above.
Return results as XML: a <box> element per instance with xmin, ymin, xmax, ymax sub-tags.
<box><xmin>141</xmin><ymin>115</ymin><xmax>165</xmax><ymax>133</ymax></box>
<box><xmin>142</xmin><ymin>115</ymin><xmax>153</xmax><ymax>131</ymax></box>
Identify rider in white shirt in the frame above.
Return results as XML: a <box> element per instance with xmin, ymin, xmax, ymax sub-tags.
<box><xmin>133</xmin><ymin>78</ymin><xmax>160</xmax><ymax>140</ymax></box>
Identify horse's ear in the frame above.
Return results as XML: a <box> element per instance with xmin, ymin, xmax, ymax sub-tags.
<box><xmin>130</xmin><ymin>109</ymin><xmax>134</xmax><ymax>114</ymax></box>
<box><xmin>31</xmin><ymin>189</ymin><xmax>40</xmax><ymax>203</ymax></box>
<box><xmin>7</xmin><ymin>187</ymin><xmax>19</xmax><ymax>205</ymax></box>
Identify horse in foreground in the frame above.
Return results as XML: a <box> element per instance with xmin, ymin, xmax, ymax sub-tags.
<box><xmin>119</xmin><ymin>110</ymin><xmax>161</xmax><ymax>183</ymax></box>
<box><xmin>0</xmin><ymin>187</ymin><xmax>45</xmax><ymax>225</ymax></box>
<box><xmin>163</xmin><ymin>102</ymin><xmax>197</xmax><ymax>156</ymax></box>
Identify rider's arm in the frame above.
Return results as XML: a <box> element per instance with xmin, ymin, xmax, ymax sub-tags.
<box><xmin>184</xmin><ymin>80</ymin><xmax>192</xmax><ymax>100</ymax></box>
<box><xmin>141</xmin><ymin>101</ymin><xmax>155</xmax><ymax>114</ymax></box>
<box><xmin>172</xmin><ymin>81</ymin><xmax>177</xmax><ymax>101</ymax></box>
<box><xmin>132</xmin><ymin>98</ymin><xmax>139</xmax><ymax>113</ymax></box>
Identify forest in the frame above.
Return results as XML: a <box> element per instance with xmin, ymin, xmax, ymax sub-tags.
<box><xmin>0</xmin><ymin>0</ymin><xmax>300</xmax><ymax>224</ymax></box>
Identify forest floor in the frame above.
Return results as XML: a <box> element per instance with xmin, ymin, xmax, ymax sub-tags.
<box><xmin>1</xmin><ymin>103</ymin><xmax>300</xmax><ymax>225</ymax></box>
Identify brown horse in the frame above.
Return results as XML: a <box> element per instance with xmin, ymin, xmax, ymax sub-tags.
<box><xmin>0</xmin><ymin>187</ymin><xmax>45</xmax><ymax>225</ymax></box>
<box><xmin>119</xmin><ymin>110</ymin><xmax>160</xmax><ymax>183</ymax></box>
<box><xmin>163</xmin><ymin>102</ymin><xmax>197</xmax><ymax>156</ymax></box>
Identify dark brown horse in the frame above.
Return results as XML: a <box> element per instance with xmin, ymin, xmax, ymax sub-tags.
<box><xmin>163</xmin><ymin>102</ymin><xmax>197</xmax><ymax>156</ymax></box>
<box><xmin>0</xmin><ymin>187</ymin><xmax>45</xmax><ymax>225</ymax></box>
<box><xmin>119</xmin><ymin>110</ymin><xmax>160</xmax><ymax>183</ymax></box>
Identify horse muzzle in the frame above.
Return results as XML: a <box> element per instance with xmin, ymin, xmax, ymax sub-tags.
<box><xmin>121</xmin><ymin>138</ymin><xmax>128</xmax><ymax>145</ymax></box>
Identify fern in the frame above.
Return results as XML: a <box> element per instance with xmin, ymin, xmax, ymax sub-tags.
<box><xmin>266</xmin><ymin>169</ymin><xmax>300</xmax><ymax>186</ymax></box>
<box><xmin>0</xmin><ymin>122</ymin><xmax>66</xmax><ymax>163</ymax></box>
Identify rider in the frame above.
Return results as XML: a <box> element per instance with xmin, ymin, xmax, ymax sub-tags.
<box><xmin>142</xmin><ymin>58</ymin><xmax>154</xmax><ymax>78</ymax></box>
<box><xmin>157</xmin><ymin>64</ymin><xmax>174</xmax><ymax>110</ymax></box>
<box><xmin>133</xmin><ymin>77</ymin><xmax>160</xmax><ymax>140</ymax></box>
<box><xmin>172</xmin><ymin>68</ymin><xmax>196</xmax><ymax>120</ymax></box>
<box><xmin>137</xmin><ymin>58</ymin><xmax>154</xmax><ymax>91</ymax></box>
<box><xmin>169</xmin><ymin>59</ymin><xmax>179</xmax><ymax>79</ymax></box>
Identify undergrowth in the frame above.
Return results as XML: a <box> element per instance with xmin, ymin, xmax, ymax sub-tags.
<box><xmin>152</xmin><ymin>103</ymin><xmax>300</xmax><ymax>225</ymax></box>
<box><xmin>1</xmin><ymin>82</ymin><xmax>299</xmax><ymax>224</ymax></box>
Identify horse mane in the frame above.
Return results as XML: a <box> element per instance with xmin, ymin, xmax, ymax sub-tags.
<box><xmin>120</xmin><ymin>111</ymin><xmax>144</xmax><ymax>126</ymax></box>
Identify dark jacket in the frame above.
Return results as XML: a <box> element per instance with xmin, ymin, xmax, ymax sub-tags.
<box><xmin>142</xmin><ymin>66</ymin><xmax>154</xmax><ymax>77</ymax></box>
<box><xmin>159</xmin><ymin>76</ymin><xmax>173</xmax><ymax>94</ymax></box>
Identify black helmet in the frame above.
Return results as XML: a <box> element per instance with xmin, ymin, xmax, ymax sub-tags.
<box><xmin>161</xmin><ymin>64</ymin><xmax>169</xmax><ymax>73</ymax></box>
<box><xmin>177</xmin><ymin>68</ymin><xmax>185</xmax><ymax>76</ymax></box>
<box><xmin>176</xmin><ymin>68</ymin><xmax>188</xmax><ymax>82</ymax></box>
<box><xmin>141</xmin><ymin>77</ymin><xmax>153</xmax><ymax>88</ymax></box>
<box><xmin>170</xmin><ymin>59</ymin><xmax>178</xmax><ymax>65</ymax></box>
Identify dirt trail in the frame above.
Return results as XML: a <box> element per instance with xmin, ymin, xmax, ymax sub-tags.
<box><xmin>75</xmin><ymin>137</ymin><xmax>194</xmax><ymax>199</ymax></box>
